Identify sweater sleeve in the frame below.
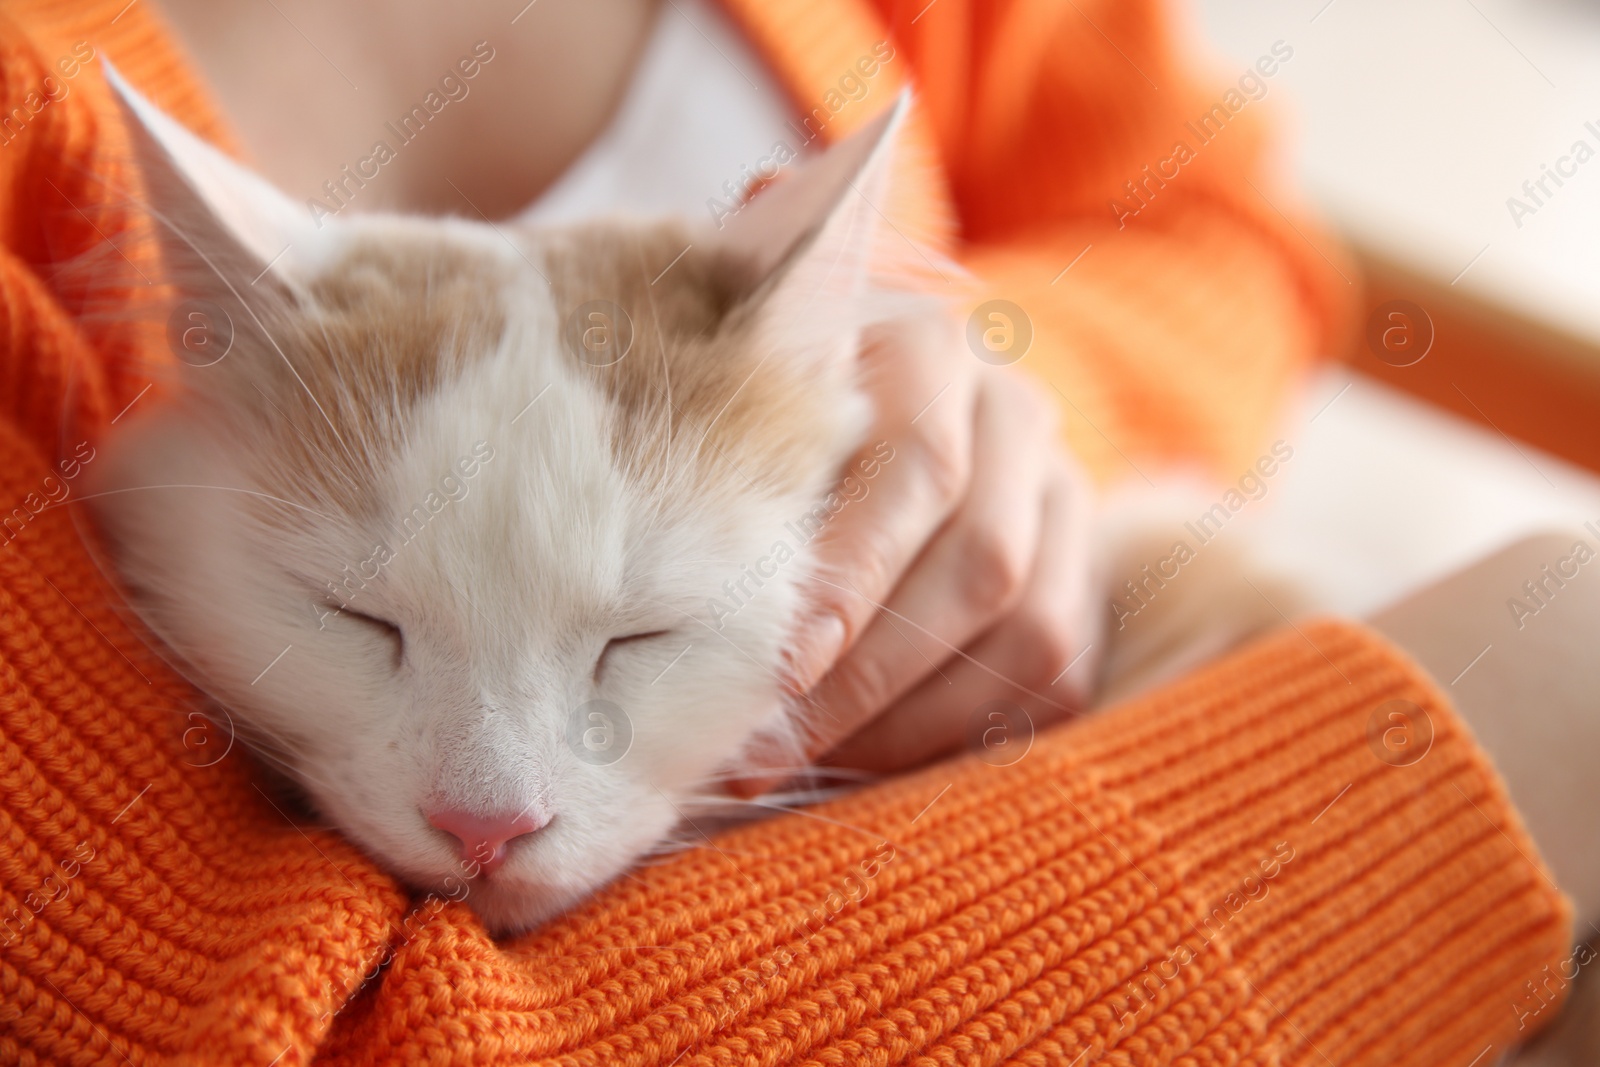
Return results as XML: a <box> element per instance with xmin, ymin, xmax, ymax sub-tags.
<box><xmin>701</xmin><ymin>0</ymin><xmax>1353</xmax><ymax>480</ymax></box>
<box><xmin>879</xmin><ymin>0</ymin><xmax>1357</xmax><ymax>481</ymax></box>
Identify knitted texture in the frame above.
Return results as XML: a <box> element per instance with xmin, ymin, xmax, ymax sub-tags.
<box><xmin>0</xmin><ymin>0</ymin><xmax>1572</xmax><ymax>1064</ymax></box>
<box><xmin>0</xmin><ymin>435</ymin><xmax>1575</xmax><ymax>1064</ymax></box>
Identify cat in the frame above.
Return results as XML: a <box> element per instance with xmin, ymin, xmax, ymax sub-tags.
<box><xmin>89</xmin><ymin>64</ymin><xmax>1298</xmax><ymax>936</ymax></box>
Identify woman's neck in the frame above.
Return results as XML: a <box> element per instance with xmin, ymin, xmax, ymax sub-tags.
<box><xmin>152</xmin><ymin>0</ymin><xmax>661</xmax><ymax>219</ymax></box>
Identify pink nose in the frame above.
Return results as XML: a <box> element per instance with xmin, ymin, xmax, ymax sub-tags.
<box><xmin>426</xmin><ymin>807</ymin><xmax>548</xmax><ymax>876</ymax></box>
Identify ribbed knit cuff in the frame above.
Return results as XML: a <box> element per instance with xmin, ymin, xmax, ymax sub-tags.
<box><xmin>1060</xmin><ymin>618</ymin><xmax>1575</xmax><ymax>1066</ymax></box>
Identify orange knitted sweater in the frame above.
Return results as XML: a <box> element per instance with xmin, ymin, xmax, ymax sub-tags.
<box><xmin>0</xmin><ymin>1</ymin><xmax>1571</xmax><ymax>1065</ymax></box>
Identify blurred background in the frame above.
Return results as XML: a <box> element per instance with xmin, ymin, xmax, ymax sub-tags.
<box><xmin>1195</xmin><ymin>0</ymin><xmax>1600</xmax><ymax>339</ymax></box>
<box><xmin>1182</xmin><ymin>7</ymin><xmax>1600</xmax><ymax>1058</ymax></box>
<box><xmin>1173</xmin><ymin>0</ymin><xmax>1600</xmax><ymax>623</ymax></box>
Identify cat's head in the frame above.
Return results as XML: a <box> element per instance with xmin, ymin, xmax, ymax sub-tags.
<box><xmin>91</xmin><ymin>62</ymin><xmax>936</xmax><ymax>933</ymax></box>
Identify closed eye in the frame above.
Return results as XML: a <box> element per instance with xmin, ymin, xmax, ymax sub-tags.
<box><xmin>595</xmin><ymin>631</ymin><xmax>671</xmax><ymax>684</ymax></box>
<box><xmin>330</xmin><ymin>605</ymin><xmax>404</xmax><ymax>669</ymax></box>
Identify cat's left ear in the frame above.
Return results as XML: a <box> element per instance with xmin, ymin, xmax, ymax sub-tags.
<box><xmin>102</xmin><ymin>58</ymin><xmax>325</xmax><ymax>297</ymax></box>
<box><xmin>712</xmin><ymin>90</ymin><xmax>933</xmax><ymax>338</ymax></box>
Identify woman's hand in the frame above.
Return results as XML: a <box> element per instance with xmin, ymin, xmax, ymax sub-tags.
<box><xmin>737</xmin><ymin>312</ymin><xmax>1103</xmax><ymax>789</ymax></box>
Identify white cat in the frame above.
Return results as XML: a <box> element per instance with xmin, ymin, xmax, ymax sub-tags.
<box><xmin>91</xmin><ymin>66</ymin><xmax>1296</xmax><ymax>936</ymax></box>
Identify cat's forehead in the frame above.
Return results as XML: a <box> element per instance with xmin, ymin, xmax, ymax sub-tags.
<box><xmin>241</xmin><ymin>226</ymin><xmax>513</xmax><ymax>519</ymax></box>
<box><xmin>540</xmin><ymin>222</ymin><xmax>859</xmax><ymax>497</ymax></box>
<box><xmin>304</xmin><ymin>231</ymin><xmax>510</xmax><ymax>406</ymax></box>
<box><xmin>247</xmin><ymin>219</ymin><xmax>854</xmax><ymax>541</ymax></box>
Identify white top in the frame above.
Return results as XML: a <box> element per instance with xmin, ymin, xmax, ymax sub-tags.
<box><xmin>518</xmin><ymin>0</ymin><xmax>796</xmax><ymax>225</ymax></box>
<box><xmin>1192</xmin><ymin>0</ymin><xmax>1600</xmax><ymax>347</ymax></box>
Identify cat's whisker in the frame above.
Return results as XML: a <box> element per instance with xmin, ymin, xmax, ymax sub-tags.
<box><xmin>38</xmin><ymin>485</ymin><xmax>337</xmax><ymax>522</ymax></box>
<box><xmin>208</xmin><ymin>718</ymin><xmax>331</xmax><ymax>776</ymax></box>
<box><xmin>233</xmin><ymin>746</ymin><xmax>347</xmax><ymax>807</ymax></box>
<box><xmin>632</xmin><ymin>235</ymin><xmax>678</xmax><ymax>478</ymax></box>
<box><xmin>140</xmin><ymin>201</ymin><xmax>358</xmax><ymax>463</ymax></box>
<box><xmin>308</xmin><ymin>316</ymin><xmax>360</xmax><ymax>441</ymax></box>
<box><xmin>635</xmin><ymin>841</ymin><xmax>701</xmax><ymax>865</ymax></box>
<box><xmin>76</xmin><ymin>147</ymin><xmax>371</xmax><ymax>488</ymax></box>
<box><xmin>687</xmin><ymin>766</ymin><xmax>879</xmax><ymax>785</ymax></box>
<box><xmin>681</xmin><ymin>794</ymin><xmax>899</xmax><ymax>850</ymax></box>
<box><xmin>805</xmin><ymin>574</ymin><xmax>1075</xmax><ymax>714</ymax></box>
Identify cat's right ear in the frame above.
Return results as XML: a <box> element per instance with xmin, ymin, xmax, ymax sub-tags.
<box><xmin>103</xmin><ymin>58</ymin><xmax>326</xmax><ymax>302</ymax></box>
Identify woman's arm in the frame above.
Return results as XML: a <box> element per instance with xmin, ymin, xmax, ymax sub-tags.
<box><xmin>1373</xmin><ymin>531</ymin><xmax>1600</xmax><ymax>928</ymax></box>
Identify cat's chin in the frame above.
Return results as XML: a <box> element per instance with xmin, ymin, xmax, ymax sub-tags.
<box><xmin>443</xmin><ymin>873</ymin><xmax>595</xmax><ymax>938</ymax></box>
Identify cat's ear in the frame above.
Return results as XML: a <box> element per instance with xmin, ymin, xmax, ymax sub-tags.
<box><xmin>103</xmin><ymin>58</ymin><xmax>323</xmax><ymax>297</ymax></box>
<box><xmin>714</xmin><ymin>90</ymin><xmax>927</xmax><ymax>335</ymax></box>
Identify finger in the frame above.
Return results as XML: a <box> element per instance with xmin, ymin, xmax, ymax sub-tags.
<box><xmin>794</xmin><ymin>370</ymin><xmax>1056</xmax><ymax>758</ymax></box>
<box><xmin>782</xmin><ymin>316</ymin><xmax>977</xmax><ymax>691</ymax></box>
<box><xmin>820</xmin><ymin>459</ymin><xmax>1102</xmax><ymax>774</ymax></box>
